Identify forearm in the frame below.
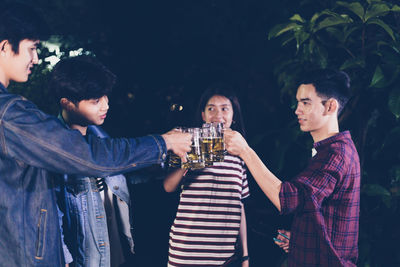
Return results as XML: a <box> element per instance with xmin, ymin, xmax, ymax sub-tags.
<box><xmin>239</xmin><ymin>203</ymin><xmax>248</xmax><ymax>257</ymax></box>
<box><xmin>240</xmin><ymin>146</ymin><xmax>282</xmax><ymax>211</ymax></box>
<box><xmin>163</xmin><ymin>169</ymin><xmax>186</xmax><ymax>192</ymax></box>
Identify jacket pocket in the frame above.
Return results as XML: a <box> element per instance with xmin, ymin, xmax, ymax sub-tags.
<box><xmin>35</xmin><ymin>209</ymin><xmax>47</xmax><ymax>260</ymax></box>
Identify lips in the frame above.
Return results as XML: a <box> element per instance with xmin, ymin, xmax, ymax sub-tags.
<box><xmin>298</xmin><ymin>118</ymin><xmax>305</xmax><ymax>124</ymax></box>
<box><xmin>27</xmin><ymin>65</ymin><xmax>33</xmax><ymax>73</ymax></box>
<box><xmin>100</xmin><ymin>114</ymin><xmax>107</xmax><ymax>119</ymax></box>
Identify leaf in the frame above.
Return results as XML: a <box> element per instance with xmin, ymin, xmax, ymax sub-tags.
<box><xmin>313</xmin><ymin>46</ymin><xmax>328</xmax><ymax>68</ymax></box>
<box><xmin>290</xmin><ymin>14</ymin><xmax>305</xmax><ymax>23</ymax></box>
<box><xmin>314</xmin><ymin>16</ymin><xmax>352</xmax><ymax>32</ymax></box>
<box><xmin>310</xmin><ymin>12</ymin><xmax>321</xmax><ymax>23</ymax></box>
<box><xmin>369</xmin><ymin>65</ymin><xmax>386</xmax><ymax>88</ymax></box>
<box><xmin>295</xmin><ymin>31</ymin><xmax>310</xmax><ymax>47</ymax></box>
<box><xmin>339</xmin><ymin>57</ymin><xmax>366</xmax><ymax>70</ymax></box>
<box><xmin>362</xmin><ymin>184</ymin><xmax>391</xmax><ymax>197</ymax></box>
<box><xmin>336</xmin><ymin>1</ymin><xmax>365</xmax><ymax>21</ymax></box>
<box><xmin>343</xmin><ymin>25</ymin><xmax>362</xmax><ymax>42</ymax></box>
<box><xmin>365</xmin><ymin>3</ymin><xmax>391</xmax><ymax>22</ymax></box>
<box><xmin>366</xmin><ymin>18</ymin><xmax>395</xmax><ymax>40</ymax></box>
<box><xmin>378</xmin><ymin>44</ymin><xmax>400</xmax><ymax>65</ymax></box>
<box><xmin>388</xmin><ymin>88</ymin><xmax>400</xmax><ymax>119</ymax></box>
<box><xmin>282</xmin><ymin>36</ymin><xmax>296</xmax><ymax>47</ymax></box>
<box><xmin>319</xmin><ymin>10</ymin><xmax>345</xmax><ymax>18</ymax></box>
<box><xmin>325</xmin><ymin>27</ymin><xmax>344</xmax><ymax>41</ymax></box>
<box><xmin>392</xmin><ymin>5</ymin><xmax>400</xmax><ymax>12</ymax></box>
<box><xmin>268</xmin><ymin>22</ymin><xmax>301</xmax><ymax>39</ymax></box>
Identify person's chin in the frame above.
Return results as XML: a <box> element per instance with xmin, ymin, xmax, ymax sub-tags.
<box><xmin>299</xmin><ymin>125</ymin><xmax>308</xmax><ymax>132</ymax></box>
<box><xmin>16</xmin><ymin>76</ymin><xmax>29</xmax><ymax>83</ymax></box>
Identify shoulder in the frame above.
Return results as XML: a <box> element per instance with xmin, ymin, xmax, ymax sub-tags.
<box><xmin>0</xmin><ymin>93</ymin><xmax>44</xmax><ymax>118</ymax></box>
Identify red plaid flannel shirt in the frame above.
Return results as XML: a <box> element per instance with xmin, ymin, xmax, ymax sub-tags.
<box><xmin>280</xmin><ymin>131</ymin><xmax>360</xmax><ymax>266</ymax></box>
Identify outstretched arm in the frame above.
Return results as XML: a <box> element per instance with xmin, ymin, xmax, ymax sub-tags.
<box><xmin>224</xmin><ymin>129</ymin><xmax>282</xmax><ymax>211</ymax></box>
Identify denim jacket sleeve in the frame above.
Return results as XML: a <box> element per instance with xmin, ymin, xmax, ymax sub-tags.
<box><xmin>0</xmin><ymin>95</ymin><xmax>167</xmax><ymax>177</ymax></box>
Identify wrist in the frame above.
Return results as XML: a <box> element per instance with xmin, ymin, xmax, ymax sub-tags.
<box><xmin>241</xmin><ymin>255</ymin><xmax>249</xmax><ymax>262</ymax></box>
<box><xmin>240</xmin><ymin>145</ymin><xmax>252</xmax><ymax>160</ymax></box>
<box><xmin>161</xmin><ymin>134</ymin><xmax>171</xmax><ymax>150</ymax></box>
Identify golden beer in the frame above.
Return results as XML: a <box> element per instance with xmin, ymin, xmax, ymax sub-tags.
<box><xmin>182</xmin><ymin>127</ymin><xmax>205</xmax><ymax>170</ymax></box>
<box><xmin>168</xmin><ymin>152</ymin><xmax>181</xmax><ymax>168</ymax></box>
<box><xmin>181</xmin><ymin>145</ymin><xmax>205</xmax><ymax>170</ymax></box>
<box><xmin>201</xmin><ymin>137</ymin><xmax>224</xmax><ymax>165</ymax></box>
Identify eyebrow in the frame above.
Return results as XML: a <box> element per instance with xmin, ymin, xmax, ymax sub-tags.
<box><xmin>298</xmin><ymin>98</ymin><xmax>312</xmax><ymax>102</ymax></box>
<box><xmin>206</xmin><ymin>103</ymin><xmax>231</xmax><ymax>106</ymax></box>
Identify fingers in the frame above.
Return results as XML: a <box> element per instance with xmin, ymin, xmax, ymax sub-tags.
<box><xmin>274</xmin><ymin>229</ymin><xmax>290</xmax><ymax>253</ymax></box>
<box><xmin>162</xmin><ymin>132</ymin><xmax>192</xmax><ymax>158</ymax></box>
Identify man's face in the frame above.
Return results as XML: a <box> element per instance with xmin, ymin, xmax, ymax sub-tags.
<box><xmin>72</xmin><ymin>95</ymin><xmax>109</xmax><ymax>126</ymax></box>
<box><xmin>5</xmin><ymin>39</ymin><xmax>39</xmax><ymax>83</ymax></box>
<box><xmin>201</xmin><ymin>95</ymin><xmax>234</xmax><ymax>128</ymax></box>
<box><xmin>295</xmin><ymin>84</ymin><xmax>329</xmax><ymax>133</ymax></box>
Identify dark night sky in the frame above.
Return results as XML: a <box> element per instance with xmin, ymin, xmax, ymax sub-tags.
<box><xmin>47</xmin><ymin>0</ymin><xmax>299</xmax><ymax>140</ymax></box>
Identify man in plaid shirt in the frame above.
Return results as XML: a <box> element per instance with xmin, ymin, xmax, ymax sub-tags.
<box><xmin>225</xmin><ymin>69</ymin><xmax>360</xmax><ymax>266</ymax></box>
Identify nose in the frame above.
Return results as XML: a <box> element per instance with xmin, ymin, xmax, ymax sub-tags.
<box><xmin>294</xmin><ymin>104</ymin><xmax>301</xmax><ymax>116</ymax></box>
<box><xmin>101</xmin><ymin>96</ymin><xmax>109</xmax><ymax>111</ymax></box>
<box><xmin>215</xmin><ymin>109</ymin><xmax>223</xmax><ymax>120</ymax></box>
<box><xmin>32</xmin><ymin>50</ymin><xmax>39</xmax><ymax>64</ymax></box>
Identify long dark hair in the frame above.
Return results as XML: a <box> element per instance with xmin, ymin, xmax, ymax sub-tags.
<box><xmin>195</xmin><ymin>83</ymin><xmax>246</xmax><ymax>137</ymax></box>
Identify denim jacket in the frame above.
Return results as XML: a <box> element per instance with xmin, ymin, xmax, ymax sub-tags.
<box><xmin>0</xmin><ymin>84</ymin><xmax>167</xmax><ymax>267</ymax></box>
<box><xmin>58</xmin><ymin>122</ymin><xmax>136</xmax><ymax>267</ymax></box>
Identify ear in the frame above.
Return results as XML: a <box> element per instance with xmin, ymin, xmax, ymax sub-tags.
<box><xmin>0</xmin><ymin>40</ymin><xmax>10</xmax><ymax>55</ymax></box>
<box><xmin>60</xmin><ymin>98</ymin><xmax>75</xmax><ymax>111</ymax></box>
<box><xmin>325</xmin><ymin>98</ymin><xmax>338</xmax><ymax>115</ymax></box>
<box><xmin>201</xmin><ymin>111</ymin><xmax>206</xmax><ymax>122</ymax></box>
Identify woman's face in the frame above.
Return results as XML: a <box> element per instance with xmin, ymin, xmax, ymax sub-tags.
<box><xmin>201</xmin><ymin>95</ymin><xmax>234</xmax><ymax>128</ymax></box>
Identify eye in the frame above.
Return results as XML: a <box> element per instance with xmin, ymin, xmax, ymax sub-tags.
<box><xmin>207</xmin><ymin>106</ymin><xmax>215</xmax><ymax>112</ymax></box>
<box><xmin>222</xmin><ymin>107</ymin><xmax>230</xmax><ymax>111</ymax></box>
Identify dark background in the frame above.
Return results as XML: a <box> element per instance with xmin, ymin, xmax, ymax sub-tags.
<box><xmin>6</xmin><ymin>0</ymin><xmax>400</xmax><ymax>266</ymax></box>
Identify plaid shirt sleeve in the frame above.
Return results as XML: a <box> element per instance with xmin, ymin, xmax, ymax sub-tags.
<box><xmin>279</xmin><ymin>151</ymin><xmax>343</xmax><ymax>215</ymax></box>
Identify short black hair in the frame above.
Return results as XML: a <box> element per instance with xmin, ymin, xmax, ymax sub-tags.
<box><xmin>50</xmin><ymin>56</ymin><xmax>116</xmax><ymax>104</ymax></box>
<box><xmin>300</xmin><ymin>69</ymin><xmax>351</xmax><ymax>115</ymax></box>
<box><xmin>0</xmin><ymin>2</ymin><xmax>49</xmax><ymax>53</ymax></box>
<box><xmin>195</xmin><ymin>83</ymin><xmax>246</xmax><ymax>137</ymax></box>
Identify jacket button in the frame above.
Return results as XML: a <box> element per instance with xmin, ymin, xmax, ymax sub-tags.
<box><xmin>162</xmin><ymin>153</ymin><xmax>166</xmax><ymax>160</ymax></box>
<box><xmin>113</xmin><ymin>186</ymin><xmax>119</xmax><ymax>190</ymax></box>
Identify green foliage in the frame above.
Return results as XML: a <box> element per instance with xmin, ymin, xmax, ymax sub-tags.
<box><xmin>268</xmin><ymin>0</ymin><xmax>400</xmax><ymax>265</ymax></box>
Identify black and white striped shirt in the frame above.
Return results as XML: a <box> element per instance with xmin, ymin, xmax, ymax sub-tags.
<box><xmin>168</xmin><ymin>155</ymin><xmax>250</xmax><ymax>266</ymax></box>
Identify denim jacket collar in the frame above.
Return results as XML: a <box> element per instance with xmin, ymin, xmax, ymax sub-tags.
<box><xmin>0</xmin><ymin>82</ymin><xmax>7</xmax><ymax>93</ymax></box>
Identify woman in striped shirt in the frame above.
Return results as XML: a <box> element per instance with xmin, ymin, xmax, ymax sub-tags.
<box><xmin>164</xmin><ymin>85</ymin><xmax>250</xmax><ymax>267</ymax></box>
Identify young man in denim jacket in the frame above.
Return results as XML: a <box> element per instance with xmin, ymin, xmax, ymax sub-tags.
<box><xmin>52</xmin><ymin>56</ymin><xmax>138</xmax><ymax>267</ymax></box>
<box><xmin>0</xmin><ymin>4</ymin><xmax>191</xmax><ymax>267</ymax></box>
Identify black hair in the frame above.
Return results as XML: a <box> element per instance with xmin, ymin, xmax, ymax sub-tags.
<box><xmin>300</xmin><ymin>69</ymin><xmax>351</xmax><ymax>115</ymax></box>
<box><xmin>195</xmin><ymin>83</ymin><xmax>246</xmax><ymax>137</ymax></box>
<box><xmin>50</xmin><ymin>56</ymin><xmax>116</xmax><ymax>104</ymax></box>
<box><xmin>0</xmin><ymin>2</ymin><xmax>49</xmax><ymax>53</ymax></box>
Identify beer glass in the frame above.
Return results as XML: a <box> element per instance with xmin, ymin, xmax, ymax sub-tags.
<box><xmin>167</xmin><ymin>151</ymin><xmax>181</xmax><ymax>168</ymax></box>
<box><xmin>201</xmin><ymin>122</ymin><xmax>225</xmax><ymax>166</ymax></box>
<box><xmin>167</xmin><ymin>127</ymin><xmax>184</xmax><ymax>168</ymax></box>
<box><xmin>181</xmin><ymin>127</ymin><xmax>205</xmax><ymax>170</ymax></box>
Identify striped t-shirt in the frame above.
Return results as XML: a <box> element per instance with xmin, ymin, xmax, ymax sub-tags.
<box><xmin>168</xmin><ymin>155</ymin><xmax>250</xmax><ymax>266</ymax></box>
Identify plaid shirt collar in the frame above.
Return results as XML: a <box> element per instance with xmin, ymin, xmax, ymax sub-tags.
<box><xmin>313</xmin><ymin>130</ymin><xmax>351</xmax><ymax>152</ymax></box>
